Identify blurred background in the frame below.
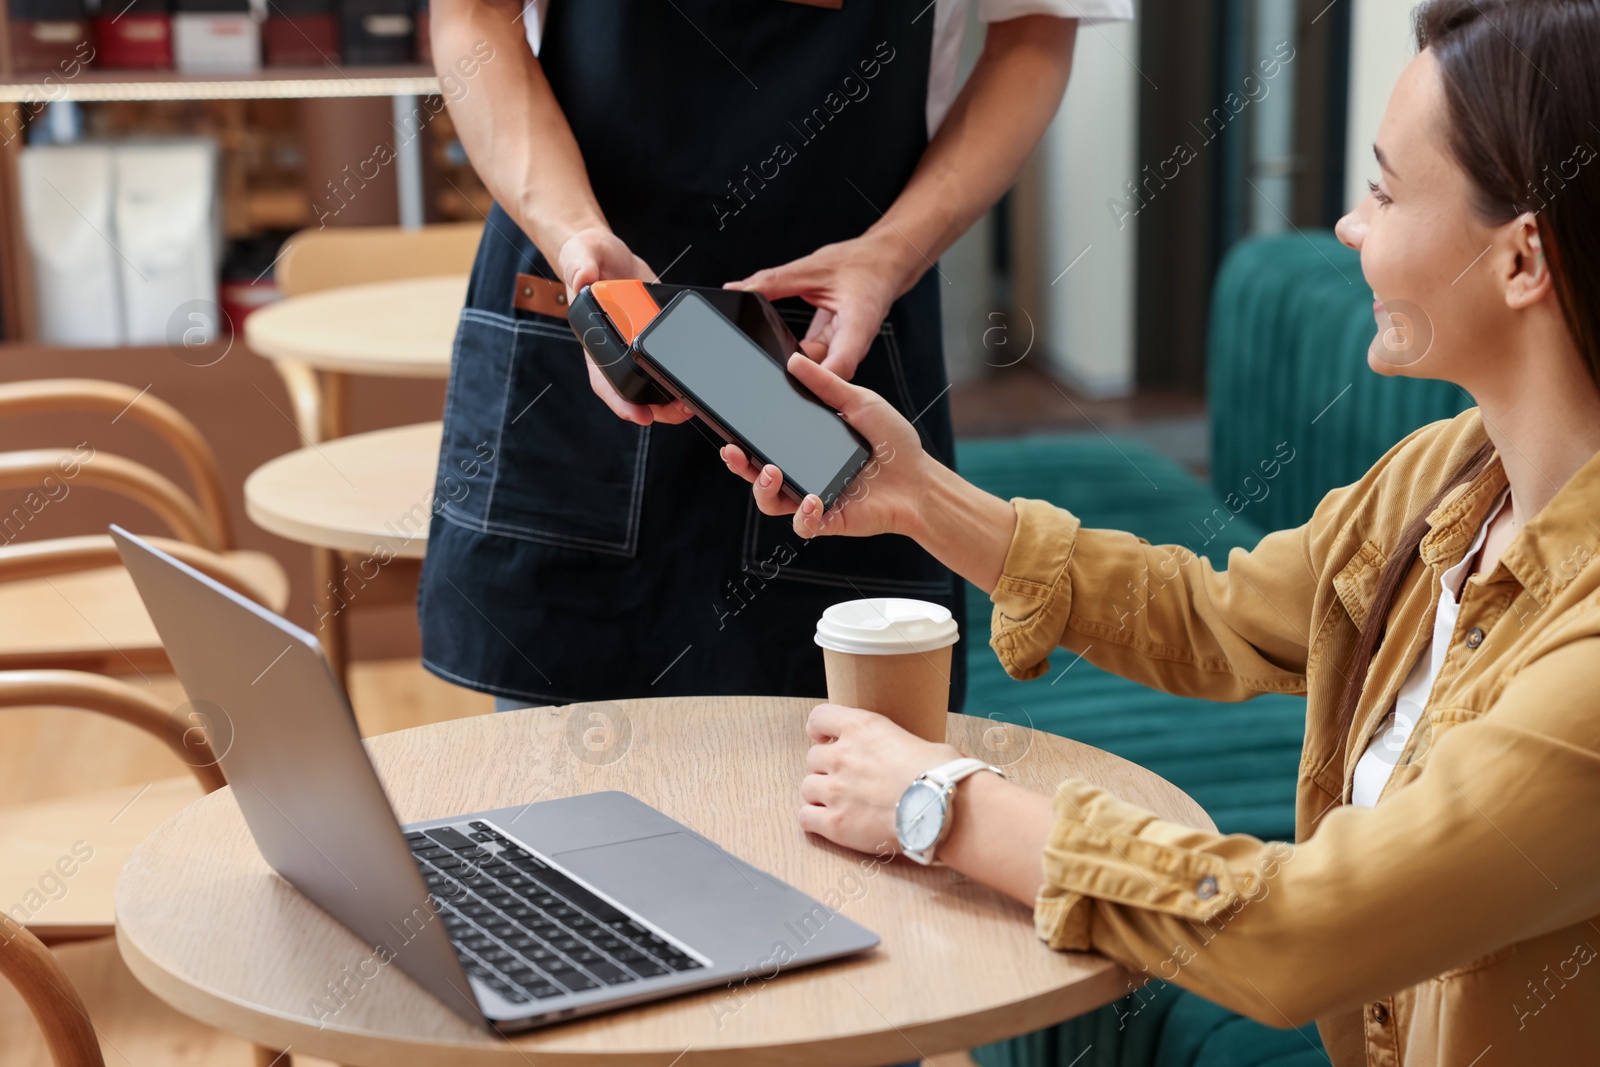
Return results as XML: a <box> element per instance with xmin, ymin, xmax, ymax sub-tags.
<box><xmin>0</xmin><ymin>0</ymin><xmax>1417</xmax><ymax>657</ymax></box>
<box><xmin>0</xmin><ymin>3</ymin><xmax>1441</xmax><ymax>1066</ymax></box>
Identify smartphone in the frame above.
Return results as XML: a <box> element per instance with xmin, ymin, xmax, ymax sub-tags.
<box><xmin>632</xmin><ymin>291</ymin><xmax>872</xmax><ymax>508</ymax></box>
<box><xmin>567</xmin><ymin>282</ymin><xmax>800</xmax><ymax>406</ymax></box>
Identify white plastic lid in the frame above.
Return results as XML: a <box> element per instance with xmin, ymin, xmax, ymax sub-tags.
<box><xmin>813</xmin><ymin>598</ymin><xmax>960</xmax><ymax>656</ymax></box>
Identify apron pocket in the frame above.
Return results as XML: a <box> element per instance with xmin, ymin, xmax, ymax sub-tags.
<box><xmin>742</xmin><ymin>499</ymin><xmax>952</xmax><ymax>596</ymax></box>
<box><xmin>437</xmin><ymin>308</ymin><xmax>649</xmax><ymax>556</ymax></box>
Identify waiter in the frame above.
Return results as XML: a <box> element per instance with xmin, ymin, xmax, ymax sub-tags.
<box><xmin>421</xmin><ymin>0</ymin><xmax>1131</xmax><ymax>711</ymax></box>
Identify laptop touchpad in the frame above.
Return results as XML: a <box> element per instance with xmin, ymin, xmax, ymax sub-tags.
<box><xmin>553</xmin><ymin>833</ymin><xmax>793</xmax><ymax>950</ymax></box>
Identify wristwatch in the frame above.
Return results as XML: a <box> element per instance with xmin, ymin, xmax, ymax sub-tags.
<box><xmin>895</xmin><ymin>757</ymin><xmax>1006</xmax><ymax>866</ymax></box>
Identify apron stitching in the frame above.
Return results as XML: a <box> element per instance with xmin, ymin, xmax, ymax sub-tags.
<box><xmin>435</xmin><ymin>317</ymin><xmax>466</xmax><ymax>496</ymax></box>
<box><xmin>880</xmin><ymin>323</ymin><xmax>919</xmax><ymax>416</ymax></box>
<box><xmin>435</xmin><ymin>502</ymin><xmax>641</xmax><ymax>555</ymax></box>
<box><xmin>457</xmin><ymin>307</ymin><xmax>645</xmax><ymax>554</ymax></box>
<box><xmin>479</xmin><ymin>318</ymin><xmax>520</xmax><ymax>522</ymax></box>
<box><xmin>462</xmin><ymin>307</ymin><xmax>574</xmax><ymax>341</ymax></box>
<box><xmin>623</xmin><ymin>424</ymin><xmax>651</xmax><ymax>556</ymax></box>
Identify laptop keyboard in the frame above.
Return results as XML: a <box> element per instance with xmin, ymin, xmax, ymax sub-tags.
<box><xmin>406</xmin><ymin>821</ymin><xmax>704</xmax><ymax>1006</ymax></box>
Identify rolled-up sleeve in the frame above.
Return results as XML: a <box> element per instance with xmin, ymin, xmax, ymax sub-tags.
<box><xmin>1035</xmin><ymin>777</ymin><xmax>1256</xmax><ymax>950</ymax></box>
<box><xmin>988</xmin><ymin>497</ymin><xmax>1317</xmax><ymax>701</ymax></box>
<box><xmin>1030</xmin><ymin>636</ymin><xmax>1600</xmax><ymax>1027</ymax></box>
<box><xmin>979</xmin><ymin>0</ymin><xmax>1135</xmax><ymax>22</ymax></box>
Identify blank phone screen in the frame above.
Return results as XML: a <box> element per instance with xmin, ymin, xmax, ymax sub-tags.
<box><xmin>636</xmin><ymin>294</ymin><xmax>868</xmax><ymax>500</ymax></box>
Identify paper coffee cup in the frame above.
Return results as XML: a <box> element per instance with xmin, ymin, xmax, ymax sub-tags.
<box><xmin>814</xmin><ymin>598</ymin><xmax>959</xmax><ymax>741</ymax></box>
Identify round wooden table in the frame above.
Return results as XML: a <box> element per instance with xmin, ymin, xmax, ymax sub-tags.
<box><xmin>116</xmin><ymin>696</ymin><xmax>1212</xmax><ymax>1067</ymax></box>
<box><xmin>244</xmin><ymin>274</ymin><xmax>466</xmax><ymax>676</ymax></box>
<box><xmin>244</xmin><ymin>421</ymin><xmax>441</xmax><ymax>560</ymax></box>
<box><xmin>244</xmin><ymin>274</ymin><xmax>465</xmax><ymax>380</ymax></box>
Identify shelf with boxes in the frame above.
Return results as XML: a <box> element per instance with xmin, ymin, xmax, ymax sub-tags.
<box><xmin>1</xmin><ymin>0</ymin><xmax>438</xmax><ymax>96</ymax></box>
<box><xmin>0</xmin><ymin>65</ymin><xmax>439</xmax><ymax>101</ymax></box>
<box><xmin>0</xmin><ymin>0</ymin><xmax>489</xmax><ymax>343</ymax></box>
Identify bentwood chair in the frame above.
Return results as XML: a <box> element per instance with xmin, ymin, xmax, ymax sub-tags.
<box><xmin>0</xmin><ymin>670</ymin><xmax>293</xmax><ymax>1066</ymax></box>
<box><xmin>0</xmin><ymin>379</ymin><xmax>288</xmax><ymax>674</ymax></box>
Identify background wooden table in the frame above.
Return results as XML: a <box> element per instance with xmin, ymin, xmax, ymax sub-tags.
<box><xmin>243</xmin><ymin>275</ymin><xmax>464</xmax><ymax>382</ymax></box>
<box><xmin>242</xmin><ymin>270</ymin><xmax>466</xmax><ymax>677</ymax></box>
<box><xmin>243</xmin><ymin>421</ymin><xmax>441</xmax><ymax>560</ymax></box>
<box><xmin>116</xmin><ymin>696</ymin><xmax>1212</xmax><ymax>1067</ymax></box>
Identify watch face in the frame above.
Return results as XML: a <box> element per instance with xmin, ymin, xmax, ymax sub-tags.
<box><xmin>896</xmin><ymin>780</ymin><xmax>947</xmax><ymax>853</ymax></box>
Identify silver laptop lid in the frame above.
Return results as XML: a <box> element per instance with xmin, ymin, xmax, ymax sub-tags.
<box><xmin>110</xmin><ymin>526</ymin><xmax>482</xmax><ymax>1025</ymax></box>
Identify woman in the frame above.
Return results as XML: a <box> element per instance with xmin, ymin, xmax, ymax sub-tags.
<box><xmin>722</xmin><ymin>0</ymin><xmax>1600</xmax><ymax>1062</ymax></box>
<box><xmin>421</xmin><ymin>0</ymin><xmax>1128</xmax><ymax>710</ymax></box>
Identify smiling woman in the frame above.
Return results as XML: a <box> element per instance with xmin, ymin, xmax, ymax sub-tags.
<box><xmin>718</xmin><ymin>1</ymin><xmax>1600</xmax><ymax>1063</ymax></box>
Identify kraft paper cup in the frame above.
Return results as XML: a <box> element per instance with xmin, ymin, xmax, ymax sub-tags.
<box><xmin>814</xmin><ymin>598</ymin><xmax>959</xmax><ymax>741</ymax></box>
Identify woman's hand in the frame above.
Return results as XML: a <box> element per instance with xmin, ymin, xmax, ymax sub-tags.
<box><xmin>799</xmin><ymin>703</ymin><xmax>962</xmax><ymax>855</ymax></box>
<box><xmin>557</xmin><ymin>227</ymin><xmax>692</xmax><ymax>427</ymax></box>
<box><xmin>727</xmin><ymin>230</ymin><xmax>917</xmax><ymax>381</ymax></box>
<box><xmin>719</xmin><ymin>352</ymin><xmax>932</xmax><ymax>540</ymax></box>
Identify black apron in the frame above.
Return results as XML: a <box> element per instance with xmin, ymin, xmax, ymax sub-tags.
<box><xmin>420</xmin><ymin>1</ymin><xmax>966</xmax><ymax>710</ymax></box>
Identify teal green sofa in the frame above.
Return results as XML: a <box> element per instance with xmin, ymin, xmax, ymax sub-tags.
<box><xmin>956</xmin><ymin>232</ymin><xmax>1469</xmax><ymax>1067</ymax></box>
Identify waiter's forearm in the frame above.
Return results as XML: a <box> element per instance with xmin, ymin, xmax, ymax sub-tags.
<box><xmin>431</xmin><ymin>0</ymin><xmax>606</xmax><ymax>257</ymax></box>
<box><xmin>872</xmin><ymin>15</ymin><xmax>1078</xmax><ymax>288</ymax></box>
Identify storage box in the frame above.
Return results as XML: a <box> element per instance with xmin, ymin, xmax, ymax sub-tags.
<box><xmin>112</xmin><ymin>139</ymin><xmax>223</xmax><ymax>346</ymax></box>
<box><xmin>18</xmin><ymin>143</ymin><xmax>124</xmax><ymax>347</ymax></box>
<box><xmin>7</xmin><ymin>0</ymin><xmax>91</xmax><ymax>74</ymax></box>
<box><xmin>95</xmin><ymin>0</ymin><xmax>173</xmax><ymax>69</ymax></box>
<box><xmin>338</xmin><ymin>0</ymin><xmax>411</xmax><ymax>64</ymax></box>
<box><xmin>262</xmin><ymin>0</ymin><xmax>337</xmax><ymax>66</ymax></box>
<box><xmin>172</xmin><ymin>0</ymin><xmax>258</xmax><ymax>73</ymax></box>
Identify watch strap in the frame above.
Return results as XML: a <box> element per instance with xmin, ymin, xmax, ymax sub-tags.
<box><xmin>922</xmin><ymin>756</ymin><xmax>1005</xmax><ymax>789</ymax></box>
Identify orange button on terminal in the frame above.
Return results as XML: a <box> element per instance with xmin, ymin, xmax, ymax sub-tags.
<box><xmin>590</xmin><ymin>280</ymin><xmax>661</xmax><ymax>343</ymax></box>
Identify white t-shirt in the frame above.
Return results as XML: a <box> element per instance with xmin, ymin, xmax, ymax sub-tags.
<box><xmin>1349</xmin><ymin>489</ymin><xmax>1510</xmax><ymax>808</ymax></box>
<box><xmin>520</xmin><ymin>0</ymin><xmax>1135</xmax><ymax>137</ymax></box>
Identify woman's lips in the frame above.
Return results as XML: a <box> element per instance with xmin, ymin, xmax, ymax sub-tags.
<box><xmin>1374</xmin><ymin>298</ymin><xmax>1387</xmax><ymax>322</ymax></box>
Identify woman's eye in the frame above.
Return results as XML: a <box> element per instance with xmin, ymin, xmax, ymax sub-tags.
<box><xmin>1367</xmin><ymin>179</ymin><xmax>1392</xmax><ymax>206</ymax></box>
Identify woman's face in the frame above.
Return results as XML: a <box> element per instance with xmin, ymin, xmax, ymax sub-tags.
<box><xmin>1335</xmin><ymin>50</ymin><xmax>1514</xmax><ymax>385</ymax></box>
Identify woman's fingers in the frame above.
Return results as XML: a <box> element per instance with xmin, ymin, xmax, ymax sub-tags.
<box><xmin>792</xmin><ymin>494</ymin><xmax>830</xmax><ymax>538</ymax></box>
<box><xmin>786</xmin><ymin>352</ymin><xmax>868</xmax><ymax>418</ymax></box>
<box><xmin>752</xmin><ymin>463</ymin><xmax>792</xmax><ymax>516</ymax></box>
<box><xmin>720</xmin><ymin>444</ymin><xmax>758</xmax><ymax>484</ymax></box>
<box><xmin>722</xmin><ymin>445</ymin><xmax>798</xmax><ymax>515</ymax></box>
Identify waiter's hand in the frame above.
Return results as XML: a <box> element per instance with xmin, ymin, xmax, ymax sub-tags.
<box><xmin>719</xmin><ymin>351</ymin><xmax>930</xmax><ymax>541</ymax></box>
<box><xmin>559</xmin><ymin>227</ymin><xmax>692</xmax><ymax>426</ymax></box>
<box><xmin>727</xmin><ymin>231</ymin><xmax>914</xmax><ymax>382</ymax></box>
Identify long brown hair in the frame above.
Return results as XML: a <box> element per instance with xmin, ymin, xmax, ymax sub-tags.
<box><xmin>1331</xmin><ymin>0</ymin><xmax>1600</xmax><ymax>741</ymax></box>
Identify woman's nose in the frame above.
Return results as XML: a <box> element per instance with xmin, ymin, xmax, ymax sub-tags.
<box><xmin>1335</xmin><ymin>207</ymin><xmax>1366</xmax><ymax>251</ymax></box>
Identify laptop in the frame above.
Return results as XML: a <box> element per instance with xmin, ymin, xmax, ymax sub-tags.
<box><xmin>111</xmin><ymin>526</ymin><xmax>878</xmax><ymax>1032</ymax></box>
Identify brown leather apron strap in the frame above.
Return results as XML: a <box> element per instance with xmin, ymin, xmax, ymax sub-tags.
<box><xmin>512</xmin><ymin>273</ymin><xmax>570</xmax><ymax>318</ymax></box>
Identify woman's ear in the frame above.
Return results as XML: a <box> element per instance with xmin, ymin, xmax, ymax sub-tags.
<box><xmin>1504</xmin><ymin>212</ymin><xmax>1554</xmax><ymax>310</ymax></box>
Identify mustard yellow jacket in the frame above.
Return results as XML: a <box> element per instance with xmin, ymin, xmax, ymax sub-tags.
<box><xmin>989</xmin><ymin>409</ymin><xmax>1600</xmax><ymax>1067</ymax></box>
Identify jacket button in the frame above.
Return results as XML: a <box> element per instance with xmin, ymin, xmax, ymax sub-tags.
<box><xmin>522</xmin><ymin>287</ymin><xmax>533</xmax><ymax>298</ymax></box>
<box><xmin>1195</xmin><ymin>875</ymin><xmax>1218</xmax><ymax>899</ymax></box>
<box><xmin>1370</xmin><ymin>1002</ymin><xmax>1389</xmax><ymax>1025</ymax></box>
<box><xmin>1465</xmin><ymin>627</ymin><xmax>1484</xmax><ymax>649</ymax></box>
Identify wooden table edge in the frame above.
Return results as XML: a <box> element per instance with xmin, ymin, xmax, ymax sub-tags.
<box><xmin>116</xmin><ymin>916</ymin><xmax>1139</xmax><ymax>1067</ymax></box>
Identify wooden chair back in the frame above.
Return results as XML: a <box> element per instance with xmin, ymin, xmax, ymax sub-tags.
<box><xmin>0</xmin><ymin>380</ymin><xmax>232</xmax><ymax>551</ymax></box>
<box><xmin>0</xmin><ymin>669</ymin><xmax>227</xmax><ymax>793</ymax></box>
<box><xmin>0</xmin><ymin>919</ymin><xmax>104</xmax><ymax>1067</ymax></box>
<box><xmin>0</xmin><ymin>669</ymin><xmax>229</xmax><ymax>1065</ymax></box>
<box><xmin>275</xmin><ymin>222</ymin><xmax>481</xmax><ymax>297</ymax></box>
